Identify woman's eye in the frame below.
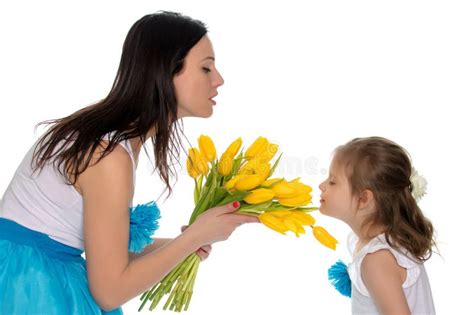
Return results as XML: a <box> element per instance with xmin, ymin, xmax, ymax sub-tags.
<box><xmin>202</xmin><ymin>67</ymin><xmax>211</xmax><ymax>73</ymax></box>
<box><xmin>329</xmin><ymin>181</ymin><xmax>335</xmax><ymax>185</ymax></box>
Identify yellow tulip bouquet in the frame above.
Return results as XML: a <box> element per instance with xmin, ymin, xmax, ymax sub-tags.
<box><xmin>138</xmin><ymin>135</ymin><xmax>337</xmax><ymax>312</ymax></box>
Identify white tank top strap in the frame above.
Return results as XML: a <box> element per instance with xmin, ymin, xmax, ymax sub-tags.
<box><xmin>347</xmin><ymin>233</ymin><xmax>421</xmax><ymax>297</ymax></box>
<box><xmin>104</xmin><ymin>131</ymin><xmax>137</xmax><ymax>189</ymax></box>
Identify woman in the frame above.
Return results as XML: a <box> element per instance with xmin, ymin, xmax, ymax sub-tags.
<box><xmin>0</xmin><ymin>11</ymin><xmax>257</xmax><ymax>314</ymax></box>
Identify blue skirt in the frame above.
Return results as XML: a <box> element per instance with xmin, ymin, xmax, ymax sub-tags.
<box><xmin>0</xmin><ymin>218</ymin><xmax>123</xmax><ymax>315</ymax></box>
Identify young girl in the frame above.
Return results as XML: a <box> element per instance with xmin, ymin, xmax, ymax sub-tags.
<box><xmin>0</xmin><ymin>11</ymin><xmax>257</xmax><ymax>314</ymax></box>
<box><xmin>319</xmin><ymin>137</ymin><xmax>436</xmax><ymax>315</ymax></box>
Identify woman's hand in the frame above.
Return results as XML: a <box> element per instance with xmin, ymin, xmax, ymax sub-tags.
<box><xmin>184</xmin><ymin>201</ymin><xmax>259</xmax><ymax>248</ymax></box>
<box><xmin>181</xmin><ymin>226</ymin><xmax>212</xmax><ymax>261</ymax></box>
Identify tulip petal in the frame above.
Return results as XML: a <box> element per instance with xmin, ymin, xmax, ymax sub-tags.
<box><xmin>198</xmin><ymin>135</ymin><xmax>216</xmax><ymax>162</ymax></box>
<box><xmin>271</xmin><ymin>180</ymin><xmax>298</xmax><ymax>198</ymax></box>
<box><xmin>312</xmin><ymin>226</ymin><xmax>338</xmax><ymax>250</ymax></box>
<box><xmin>278</xmin><ymin>194</ymin><xmax>312</xmax><ymax>207</ymax></box>
<box><xmin>224</xmin><ymin>137</ymin><xmax>243</xmax><ymax>158</ymax></box>
<box><xmin>290</xmin><ymin>211</ymin><xmax>316</xmax><ymax>226</ymax></box>
<box><xmin>283</xmin><ymin>217</ymin><xmax>305</xmax><ymax>237</ymax></box>
<box><xmin>259</xmin><ymin>213</ymin><xmax>288</xmax><ymax>234</ymax></box>
<box><xmin>244</xmin><ymin>188</ymin><xmax>275</xmax><ymax>204</ymax></box>
<box><xmin>235</xmin><ymin>174</ymin><xmax>265</xmax><ymax>191</ymax></box>
<box><xmin>218</xmin><ymin>154</ymin><xmax>233</xmax><ymax>176</ymax></box>
<box><xmin>245</xmin><ymin>137</ymin><xmax>268</xmax><ymax>159</ymax></box>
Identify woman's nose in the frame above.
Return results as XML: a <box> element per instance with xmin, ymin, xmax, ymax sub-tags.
<box><xmin>213</xmin><ymin>69</ymin><xmax>224</xmax><ymax>87</ymax></box>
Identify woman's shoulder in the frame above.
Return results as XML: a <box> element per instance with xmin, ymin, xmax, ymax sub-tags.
<box><xmin>75</xmin><ymin>140</ymin><xmax>134</xmax><ymax>195</ymax></box>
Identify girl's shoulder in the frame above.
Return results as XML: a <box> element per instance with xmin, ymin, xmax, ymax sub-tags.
<box><xmin>347</xmin><ymin>232</ymin><xmax>422</xmax><ymax>297</ymax></box>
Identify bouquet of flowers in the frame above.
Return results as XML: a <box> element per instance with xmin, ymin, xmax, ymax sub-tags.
<box><xmin>138</xmin><ymin>135</ymin><xmax>337</xmax><ymax>312</ymax></box>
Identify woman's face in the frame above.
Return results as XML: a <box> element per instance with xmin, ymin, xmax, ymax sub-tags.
<box><xmin>174</xmin><ymin>35</ymin><xmax>224</xmax><ymax>118</ymax></box>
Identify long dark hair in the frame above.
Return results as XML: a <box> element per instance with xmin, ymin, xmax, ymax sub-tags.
<box><xmin>334</xmin><ymin>137</ymin><xmax>435</xmax><ymax>261</ymax></box>
<box><xmin>32</xmin><ymin>11</ymin><xmax>207</xmax><ymax>193</ymax></box>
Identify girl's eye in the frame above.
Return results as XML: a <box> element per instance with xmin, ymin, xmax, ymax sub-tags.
<box><xmin>329</xmin><ymin>180</ymin><xmax>335</xmax><ymax>185</ymax></box>
<box><xmin>202</xmin><ymin>67</ymin><xmax>211</xmax><ymax>73</ymax></box>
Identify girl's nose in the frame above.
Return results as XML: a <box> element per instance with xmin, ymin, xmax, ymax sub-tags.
<box><xmin>319</xmin><ymin>180</ymin><xmax>326</xmax><ymax>191</ymax></box>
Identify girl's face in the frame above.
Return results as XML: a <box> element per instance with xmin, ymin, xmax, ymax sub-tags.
<box><xmin>318</xmin><ymin>160</ymin><xmax>359</xmax><ymax>224</ymax></box>
<box><xmin>174</xmin><ymin>35</ymin><xmax>224</xmax><ymax>118</ymax></box>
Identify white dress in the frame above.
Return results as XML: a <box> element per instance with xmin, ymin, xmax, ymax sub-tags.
<box><xmin>347</xmin><ymin>232</ymin><xmax>436</xmax><ymax>315</ymax></box>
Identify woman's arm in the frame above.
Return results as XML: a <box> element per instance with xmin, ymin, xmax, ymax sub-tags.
<box><xmin>129</xmin><ymin>237</ymin><xmax>212</xmax><ymax>261</ymax></box>
<box><xmin>128</xmin><ymin>238</ymin><xmax>171</xmax><ymax>261</ymax></box>
<box><xmin>79</xmin><ymin>145</ymin><xmax>255</xmax><ymax>311</ymax></box>
<box><xmin>361</xmin><ymin>249</ymin><xmax>410</xmax><ymax>315</ymax></box>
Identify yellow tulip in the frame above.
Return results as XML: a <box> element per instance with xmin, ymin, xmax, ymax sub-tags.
<box><xmin>237</xmin><ymin>159</ymin><xmax>256</xmax><ymax>175</ymax></box>
<box><xmin>312</xmin><ymin>226</ymin><xmax>338</xmax><ymax>250</ymax></box>
<box><xmin>234</xmin><ymin>174</ymin><xmax>265</xmax><ymax>191</ymax></box>
<box><xmin>186</xmin><ymin>156</ymin><xmax>200</xmax><ymax>179</ymax></box>
<box><xmin>188</xmin><ymin>148</ymin><xmax>209</xmax><ymax>175</ymax></box>
<box><xmin>289</xmin><ymin>178</ymin><xmax>313</xmax><ymax>194</ymax></box>
<box><xmin>223</xmin><ymin>137</ymin><xmax>243</xmax><ymax>158</ymax></box>
<box><xmin>224</xmin><ymin>175</ymin><xmax>245</xmax><ymax>190</ymax></box>
<box><xmin>290</xmin><ymin>211</ymin><xmax>316</xmax><ymax>226</ymax></box>
<box><xmin>261</xmin><ymin>178</ymin><xmax>283</xmax><ymax>188</ymax></box>
<box><xmin>259</xmin><ymin>213</ymin><xmax>288</xmax><ymax>234</ymax></box>
<box><xmin>283</xmin><ymin>217</ymin><xmax>305</xmax><ymax>237</ymax></box>
<box><xmin>254</xmin><ymin>162</ymin><xmax>271</xmax><ymax>179</ymax></box>
<box><xmin>266</xmin><ymin>210</ymin><xmax>293</xmax><ymax>217</ymax></box>
<box><xmin>198</xmin><ymin>135</ymin><xmax>216</xmax><ymax>162</ymax></box>
<box><xmin>218</xmin><ymin>153</ymin><xmax>233</xmax><ymax>176</ymax></box>
<box><xmin>244</xmin><ymin>188</ymin><xmax>275</xmax><ymax>204</ymax></box>
<box><xmin>271</xmin><ymin>180</ymin><xmax>297</xmax><ymax>198</ymax></box>
<box><xmin>279</xmin><ymin>193</ymin><xmax>312</xmax><ymax>207</ymax></box>
<box><xmin>254</xmin><ymin>143</ymin><xmax>279</xmax><ymax>162</ymax></box>
<box><xmin>238</xmin><ymin>159</ymin><xmax>271</xmax><ymax>179</ymax></box>
<box><xmin>245</xmin><ymin>137</ymin><xmax>269</xmax><ymax>159</ymax></box>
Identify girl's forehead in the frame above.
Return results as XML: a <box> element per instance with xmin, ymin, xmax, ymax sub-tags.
<box><xmin>329</xmin><ymin>159</ymin><xmax>343</xmax><ymax>174</ymax></box>
<box><xmin>329</xmin><ymin>158</ymin><xmax>351</xmax><ymax>179</ymax></box>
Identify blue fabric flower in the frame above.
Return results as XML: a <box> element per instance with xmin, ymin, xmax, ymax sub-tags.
<box><xmin>128</xmin><ymin>201</ymin><xmax>161</xmax><ymax>253</ymax></box>
<box><xmin>328</xmin><ymin>260</ymin><xmax>352</xmax><ymax>298</ymax></box>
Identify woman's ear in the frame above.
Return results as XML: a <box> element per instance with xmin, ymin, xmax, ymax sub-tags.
<box><xmin>358</xmin><ymin>189</ymin><xmax>375</xmax><ymax>210</ymax></box>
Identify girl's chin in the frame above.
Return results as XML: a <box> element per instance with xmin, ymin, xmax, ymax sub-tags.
<box><xmin>319</xmin><ymin>206</ymin><xmax>328</xmax><ymax>215</ymax></box>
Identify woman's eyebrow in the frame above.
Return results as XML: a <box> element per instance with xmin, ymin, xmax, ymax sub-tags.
<box><xmin>200</xmin><ymin>56</ymin><xmax>215</xmax><ymax>62</ymax></box>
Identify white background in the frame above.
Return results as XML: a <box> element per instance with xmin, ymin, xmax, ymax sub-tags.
<box><xmin>1</xmin><ymin>1</ymin><xmax>473</xmax><ymax>314</ymax></box>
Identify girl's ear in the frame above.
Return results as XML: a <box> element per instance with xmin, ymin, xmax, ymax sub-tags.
<box><xmin>358</xmin><ymin>189</ymin><xmax>375</xmax><ymax>209</ymax></box>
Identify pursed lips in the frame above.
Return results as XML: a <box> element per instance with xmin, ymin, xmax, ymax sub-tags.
<box><xmin>209</xmin><ymin>92</ymin><xmax>218</xmax><ymax>104</ymax></box>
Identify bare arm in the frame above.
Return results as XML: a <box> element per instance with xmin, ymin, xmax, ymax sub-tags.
<box><xmin>128</xmin><ymin>238</ymin><xmax>171</xmax><ymax>261</ymax></box>
<box><xmin>129</xmin><ymin>237</ymin><xmax>212</xmax><ymax>261</ymax></box>
<box><xmin>361</xmin><ymin>249</ymin><xmax>410</xmax><ymax>315</ymax></box>
<box><xmin>79</xmin><ymin>145</ymin><xmax>256</xmax><ymax>311</ymax></box>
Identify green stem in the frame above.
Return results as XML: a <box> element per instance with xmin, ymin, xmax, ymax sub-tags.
<box><xmin>162</xmin><ymin>254</ymin><xmax>197</xmax><ymax>311</ymax></box>
<box><xmin>237</xmin><ymin>209</ymin><xmax>264</xmax><ymax>215</ymax></box>
<box><xmin>184</xmin><ymin>256</ymin><xmax>200</xmax><ymax>311</ymax></box>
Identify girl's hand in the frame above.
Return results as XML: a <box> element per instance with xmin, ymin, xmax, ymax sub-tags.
<box><xmin>185</xmin><ymin>201</ymin><xmax>259</xmax><ymax>248</ymax></box>
<box><xmin>181</xmin><ymin>225</ymin><xmax>212</xmax><ymax>261</ymax></box>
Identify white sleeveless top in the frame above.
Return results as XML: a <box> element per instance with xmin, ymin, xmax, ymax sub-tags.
<box><xmin>347</xmin><ymin>232</ymin><xmax>436</xmax><ymax>315</ymax></box>
<box><xmin>0</xmin><ymin>133</ymin><xmax>136</xmax><ymax>250</ymax></box>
